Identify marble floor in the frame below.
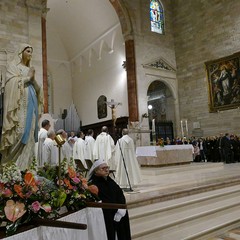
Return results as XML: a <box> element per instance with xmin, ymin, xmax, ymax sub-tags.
<box><xmin>124</xmin><ymin>162</ymin><xmax>240</xmax><ymax>207</ymax></box>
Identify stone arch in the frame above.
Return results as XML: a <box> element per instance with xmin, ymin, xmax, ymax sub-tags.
<box><xmin>109</xmin><ymin>0</ymin><xmax>133</xmax><ymax>40</ymax></box>
<box><xmin>109</xmin><ymin>0</ymin><xmax>139</xmax><ymax>122</ymax></box>
<box><xmin>147</xmin><ymin>80</ymin><xmax>175</xmax><ymax>121</ymax></box>
<box><xmin>146</xmin><ymin>79</ymin><xmax>179</xmax><ymax>138</ymax></box>
<box><xmin>147</xmin><ymin>78</ymin><xmax>177</xmax><ymax>101</ymax></box>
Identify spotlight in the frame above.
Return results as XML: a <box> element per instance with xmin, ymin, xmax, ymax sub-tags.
<box><xmin>148</xmin><ymin>105</ymin><xmax>153</xmax><ymax>110</ymax></box>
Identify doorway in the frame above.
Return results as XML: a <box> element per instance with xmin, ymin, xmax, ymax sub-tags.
<box><xmin>147</xmin><ymin>80</ymin><xmax>174</xmax><ymax>143</ymax></box>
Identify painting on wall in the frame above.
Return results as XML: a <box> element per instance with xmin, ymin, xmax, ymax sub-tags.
<box><xmin>97</xmin><ymin>95</ymin><xmax>107</xmax><ymax>119</ymax></box>
<box><xmin>205</xmin><ymin>52</ymin><xmax>240</xmax><ymax>112</ymax></box>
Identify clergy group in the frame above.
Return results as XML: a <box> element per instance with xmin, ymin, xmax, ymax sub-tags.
<box><xmin>36</xmin><ymin>121</ymin><xmax>142</xmax><ymax>188</ymax></box>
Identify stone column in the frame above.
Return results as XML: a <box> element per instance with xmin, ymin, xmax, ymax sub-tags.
<box><xmin>41</xmin><ymin>11</ymin><xmax>48</xmax><ymax>113</ymax></box>
<box><xmin>125</xmin><ymin>39</ymin><xmax>139</xmax><ymax>122</ymax></box>
<box><xmin>174</xmin><ymin>98</ymin><xmax>181</xmax><ymax>137</ymax></box>
<box><xmin>25</xmin><ymin>0</ymin><xmax>47</xmax><ymax>109</ymax></box>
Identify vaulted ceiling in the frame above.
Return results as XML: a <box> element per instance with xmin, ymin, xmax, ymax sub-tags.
<box><xmin>46</xmin><ymin>0</ymin><xmax>120</xmax><ymax>61</ymax></box>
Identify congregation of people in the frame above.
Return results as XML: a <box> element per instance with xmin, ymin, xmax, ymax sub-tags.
<box><xmin>160</xmin><ymin>133</ymin><xmax>240</xmax><ymax>164</ymax></box>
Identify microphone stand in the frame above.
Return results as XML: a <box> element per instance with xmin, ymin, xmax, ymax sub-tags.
<box><xmin>118</xmin><ymin>140</ymin><xmax>133</xmax><ymax>192</ymax></box>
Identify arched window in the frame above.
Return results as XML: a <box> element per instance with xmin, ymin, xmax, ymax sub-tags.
<box><xmin>150</xmin><ymin>0</ymin><xmax>164</xmax><ymax>34</ymax></box>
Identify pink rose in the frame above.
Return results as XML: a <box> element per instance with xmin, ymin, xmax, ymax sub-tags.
<box><xmin>2</xmin><ymin>188</ymin><xmax>13</xmax><ymax>198</ymax></box>
<box><xmin>72</xmin><ymin>177</ymin><xmax>80</xmax><ymax>184</ymax></box>
<box><xmin>31</xmin><ymin>201</ymin><xmax>41</xmax><ymax>213</ymax></box>
<box><xmin>41</xmin><ymin>203</ymin><xmax>52</xmax><ymax>213</ymax></box>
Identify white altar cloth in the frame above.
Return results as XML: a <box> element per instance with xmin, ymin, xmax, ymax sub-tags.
<box><xmin>136</xmin><ymin>145</ymin><xmax>194</xmax><ymax>166</ymax></box>
<box><xmin>3</xmin><ymin>207</ymin><xmax>107</xmax><ymax>240</ymax></box>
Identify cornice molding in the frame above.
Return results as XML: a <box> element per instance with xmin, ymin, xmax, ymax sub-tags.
<box><xmin>25</xmin><ymin>0</ymin><xmax>47</xmax><ymax>13</ymax></box>
<box><xmin>143</xmin><ymin>58</ymin><xmax>176</xmax><ymax>72</ymax></box>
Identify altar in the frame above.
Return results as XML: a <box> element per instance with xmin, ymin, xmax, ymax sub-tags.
<box><xmin>136</xmin><ymin>145</ymin><xmax>193</xmax><ymax>166</ymax></box>
<box><xmin>2</xmin><ymin>208</ymin><xmax>107</xmax><ymax>240</ymax></box>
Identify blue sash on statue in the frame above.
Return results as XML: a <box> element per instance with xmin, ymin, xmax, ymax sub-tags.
<box><xmin>21</xmin><ymin>85</ymin><xmax>38</xmax><ymax>144</ymax></box>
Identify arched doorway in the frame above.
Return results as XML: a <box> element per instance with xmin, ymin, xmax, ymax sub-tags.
<box><xmin>46</xmin><ymin>0</ymin><xmax>137</xmax><ymax>126</ymax></box>
<box><xmin>147</xmin><ymin>80</ymin><xmax>175</xmax><ymax>143</ymax></box>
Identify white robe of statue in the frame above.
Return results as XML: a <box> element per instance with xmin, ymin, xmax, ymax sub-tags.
<box><xmin>115</xmin><ymin>134</ymin><xmax>142</xmax><ymax>188</ymax></box>
<box><xmin>37</xmin><ymin>128</ymin><xmax>48</xmax><ymax>166</ymax></box>
<box><xmin>73</xmin><ymin>138</ymin><xmax>88</xmax><ymax>169</ymax></box>
<box><xmin>85</xmin><ymin>136</ymin><xmax>95</xmax><ymax>162</ymax></box>
<box><xmin>42</xmin><ymin>138</ymin><xmax>58</xmax><ymax>166</ymax></box>
<box><xmin>93</xmin><ymin>132</ymin><xmax>115</xmax><ymax>168</ymax></box>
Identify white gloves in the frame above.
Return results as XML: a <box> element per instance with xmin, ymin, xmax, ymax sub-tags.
<box><xmin>114</xmin><ymin>209</ymin><xmax>126</xmax><ymax>222</ymax></box>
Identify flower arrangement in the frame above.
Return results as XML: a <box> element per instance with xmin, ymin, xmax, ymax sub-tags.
<box><xmin>0</xmin><ymin>158</ymin><xmax>99</xmax><ymax>236</ymax></box>
<box><xmin>157</xmin><ymin>138</ymin><xmax>165</xmax><ymax>147</ymax></box>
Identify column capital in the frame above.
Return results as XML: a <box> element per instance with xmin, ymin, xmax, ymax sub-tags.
<box><xmin>25</xmin><ymin>0</ymin><xmax>48</xmax><ymax>15</ymax></box>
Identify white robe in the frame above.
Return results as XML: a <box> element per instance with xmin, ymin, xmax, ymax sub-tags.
<box><xmin>68</xmin><ymin>136</ymin><xmax>78</xmax><ymax>151</ymax></box>
<box><xmin>37</xmin><ymin>128</ymin><xmax>48</xmax><ymax>167</ymax></box>
<box><xmin>42</xmin><ymin>138</ymin><xmax>58</xmax><ymax>166</ymax></box>
<box><xmin>115</xmin><ymin>135</ymin><xmax>142</xmax><ymax>188</ymax></box>
<box><xmin>73</xmin><ymin>138</ymin><xmax>88</xmax><ymax>168</ymax></box>
<box><xmin>93</xmin><ymin>132</ymin><xmax>115</xmax><ymax>167</ymax></box>
<box><xmin>85</xmin><ymin>136</ymin><xmax>95</xmax><ymax>161</ymax></box>
<box><xmin>61</xmin><ymin>141</ymin><xmax>73</xmax><ymax>161</ymax></box>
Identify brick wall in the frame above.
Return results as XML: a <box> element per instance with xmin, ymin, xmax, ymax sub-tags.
<box><xmin>173</xmin><ymin>0</ymin><xmax>240</xmax><ymax>136</ymax></box>
<box><xmin>0</xmin><ymin>0</ymin><xmax>44</xmax><ymax>87</ymax></box>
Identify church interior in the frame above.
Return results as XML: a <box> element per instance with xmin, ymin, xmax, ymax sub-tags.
<box><xmin>1</xmin><ymin>0</ymin><xmax>240</xmax><ymax>239</ymax></box>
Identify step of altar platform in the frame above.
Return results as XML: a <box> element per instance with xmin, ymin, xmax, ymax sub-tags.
<box><xmin>125</xmin><ymin>163</ymin><xmax>240</xmax><ymax>208</ymax></box>
<box><xmin>141</xmin><ymin>162</ymin><xmax>224</xmax><ymax>176</ymax></box>
<box><xmin>209</xmin><ymin>227</ymin><xmax>240</xmax><ymax>240</ymax></box>
<box><xmin>228</xmin><ymin>228</ymin><xmax>240</xmax><ymax>240</ymax></box>
<box><xmin>128</xmin><ymin>184</ymin><xmax>240</xmax><ymax>240</ymax></box>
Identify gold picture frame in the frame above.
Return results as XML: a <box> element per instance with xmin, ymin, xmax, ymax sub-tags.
<box><xmin>205</xmin><ymin>52</ymin><xmax>240</xmax><ymax>112</ymax></box>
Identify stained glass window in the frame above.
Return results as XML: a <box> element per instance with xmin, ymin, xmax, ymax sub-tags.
<box><xmin>150</xmin><ymin>0</ymin><xmax>164</xmax><ymax>34</ymax></box>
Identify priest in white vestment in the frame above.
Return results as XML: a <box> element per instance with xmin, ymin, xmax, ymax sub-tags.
<box><xmin>42</xmin><ymin>130</ymin><xmax>58</xmax><ymax>166</ymax></box>
<box><xmin>37</xmin><ymin>119</ymin><xmax>51</xmax><ymax>167</ymax></box>
<box><xmin>115</xmin><ymin>128</ymin><xmax>142</xmax><ymax>188</ymax></box>
<box><xmin>68</xmin><ymin>131</ymin><xmax>78</xmax><ymax>154</ymax></box>
<box><xmin>85</xmin><ymin>129</ymin><xmax>95</xmax><ymax>162</ymax></box>
<box><xmin>56</xmin><ymin>129</ymin><xmax>73</xmax><ymax>163</ymax></box>
<box><xmin>93</xmin><ymin>126</ymin><xmax>115</xmax><ymax>168</ymax></box>
<box><xmin>73</xmin><ymin>131</ymin><xmax>88</xmax><ymax>169</ymax></box>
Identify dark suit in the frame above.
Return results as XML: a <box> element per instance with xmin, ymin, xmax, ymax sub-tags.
<box><xmin>221</xmin><ymin>136</ymin><xmax>231</xmax><ymax>163</ymax></box>
<box><xmin>217</xmin><ymin>137</ymin><xmax>224</xmax><ymax>162</ymax></box>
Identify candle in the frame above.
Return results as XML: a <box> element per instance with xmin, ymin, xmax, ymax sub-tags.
<box><xmin>152</xmin><ymin>119</ymin><xmax>155</xmax><ymax>132</ymax></box>
<box><xmin>185</xmin><ymin>120</ymin><xmax>188</xmax><ymax>136</ymax></box>
<box><xmin>180</xmin><ymin>120</ymin><xmax>184</xmax><ymax>137</ymax></box>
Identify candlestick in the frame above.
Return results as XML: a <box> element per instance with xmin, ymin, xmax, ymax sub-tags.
<box><xmin>185</xmin><ymin>120</ymin><xmax>188</xmax><ymax>136</ymax></box>
<box><xmin>180</xmin><ymin>120</ymin><xmax>184</xmax><ymax>137</ymax></box>
<box><xmin>152</xmin><ymin>119</ymin><xmax>155</xmax><ymax>132</ymax></box>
